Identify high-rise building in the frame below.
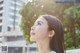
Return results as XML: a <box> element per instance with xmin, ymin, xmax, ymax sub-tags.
<box><xmin>0</xmin><ymin>0</ymin><xmax>27</xmax><ymax>53</ymax></box>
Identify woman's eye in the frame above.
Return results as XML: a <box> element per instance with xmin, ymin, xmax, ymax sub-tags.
<box><xmin>38</xmin><ymin>22</ymin><xmax>41</xmax><ymax>25</ymax></box>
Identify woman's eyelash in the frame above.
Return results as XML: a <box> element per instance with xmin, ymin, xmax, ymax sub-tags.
<box><xmin>38</xmin><ymin>22</ymin><xmax>41</xmax><ymax>25</ymax></box>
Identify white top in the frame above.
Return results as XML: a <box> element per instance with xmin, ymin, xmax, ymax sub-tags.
<box><xmin>50</xmin><ymin>51</ymin><xmax>56</xmax><ymax>53</ymax></box>
<box><xmin>36</xmin><ymin>51</ymin><xmax>56</xmax><ymax>53</ymax></box>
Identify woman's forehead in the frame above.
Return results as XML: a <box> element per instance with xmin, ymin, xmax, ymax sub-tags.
<box><xmin>35</xmin><ymin>16</ymin><xmax>47</xmax><ymax>23</ymax></box>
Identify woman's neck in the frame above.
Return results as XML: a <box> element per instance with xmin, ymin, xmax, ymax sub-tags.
<box><xmin>36</xmin><ymin>39</ymin><xmax>51</xmax><ymax>53</ymax></box>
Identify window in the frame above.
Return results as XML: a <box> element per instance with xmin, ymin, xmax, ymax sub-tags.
<box><xmin>6</xmin><ymin>36</ymin><xmax>24</xmax><ymax>42</ymax></box>
<box><xmin>0</xmin><ymin>1</ymin><xmax>3</xmax><ymax>5</ymax></box>
<box><xmin>9</xmin><ymin>21</ymin><xmax>18</xmax><ymax>25</ymax></box>
<box><xmin>0</xmin><ymin>19</ymin><xmax>2</xmax><ymax>23</ymax></box>
<box><xmin>0</xmin><ymin>26</ymin><xmax>2</xmax><ymax>32</ymax></box>
<box><xmin>8</xmin><ymin>47</ymin><xmax>22</xmax><ymax>53</ymax></box>
<box><xmin>29</xmin><ymin>47</ymin><xmax>37</xmax><ymax>51</ymax></box>
<box><xmin>0</xmin><ymin>41</ymin><xmax>2</xmax><ymax>43</ymax></box>
<box><xmin>10</xmin><ymin>9</ymin><xmax>15</xmax><ymax>13</ymax></box>
<box><xmin>0</xmin><ymin>13</ymin><xmax>2</xmax><ymax>17</ymax></box>
<box><xmin>7</xmin><ymin>26</ymin><xmax>11</xmax><ymax>31</ymax></box>
<box><xmin>0</xmin><ymin>36</ymin><xmax>2</xmax><ymax>43</ymax></box>
<box><xmin>0</xmin><ymin>7</ymin><xmax>3</xmax><ymax>10</ymax></box>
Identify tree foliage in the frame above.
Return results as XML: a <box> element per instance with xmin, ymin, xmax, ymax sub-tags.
<box><xmin>64</xmin><ymin>4</ymin><xmax>80</xmax><ymax>49</ymax></box>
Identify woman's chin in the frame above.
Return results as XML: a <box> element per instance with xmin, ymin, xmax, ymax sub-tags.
<box><xmin>30</xmin><ymin>37</ymin><xmax>36</xmax><ymax>41</ymax></box>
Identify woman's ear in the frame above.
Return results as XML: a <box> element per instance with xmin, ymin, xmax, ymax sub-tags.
<box><xmin>48</xmin><ymin>30</ymin><xmax>55</xmax><ymax>37</ymax></box>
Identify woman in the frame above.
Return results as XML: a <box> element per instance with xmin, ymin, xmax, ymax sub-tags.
<box><xmin>30</xmin><ymin>15</ymin><xmax>64</xmax><ymax>53</ymax></box>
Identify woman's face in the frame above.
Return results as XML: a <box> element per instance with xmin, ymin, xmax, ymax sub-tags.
<box><xmin>30</xmin><ymin>16</ymin><xmax>49</xmax><ymax>41</ymax></box>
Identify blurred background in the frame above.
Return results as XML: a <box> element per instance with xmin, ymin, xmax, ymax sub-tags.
<box><xmin>0</xmin><ymin>0</ymin><xmax>80</xmax><ymax>53</ymax></box>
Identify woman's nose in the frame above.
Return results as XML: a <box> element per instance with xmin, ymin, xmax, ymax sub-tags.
<box><xmin>31</xmin><ymin>26</ymin><xmax>35</xmax><ymax>31</ymax></box>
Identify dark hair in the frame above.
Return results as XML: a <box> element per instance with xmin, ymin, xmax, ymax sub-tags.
<box><xmin>41</xmin><ymin>15</ymin><xmax>64</xmax><ymax>53</ymax></box>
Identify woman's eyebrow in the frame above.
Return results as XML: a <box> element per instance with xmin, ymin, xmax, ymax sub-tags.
<box><xmin>34</xmin><ymin>21</ymin><xmax>44</xmax><ymax>25</ymax></box>
<box><xmin>38</xmin><ymin>21</ymin><xmax>44</xmax><ymax>24</ymax></box>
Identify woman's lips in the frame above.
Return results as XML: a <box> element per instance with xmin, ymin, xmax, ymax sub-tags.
<box><xmin>31</xmin><ymin>32</ymin><xmax>35</xmax><ymax>35</ymax></box>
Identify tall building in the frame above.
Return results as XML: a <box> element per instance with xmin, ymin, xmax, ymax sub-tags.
<box><xmin>0</xmin><ymin>0</ymin><xmax>27</xmax><ymax>53</ymax></box>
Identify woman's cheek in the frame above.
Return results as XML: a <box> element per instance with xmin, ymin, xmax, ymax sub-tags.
<box><xmin>36</xmin><ymin>26</ymin><xmax>48</xmax><ymax>39</ymax></box>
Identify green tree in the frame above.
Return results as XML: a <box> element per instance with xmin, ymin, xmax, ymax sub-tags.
<box><xmin>64</xmin><ymin>4</ymin><xmax>80</xmax><ymax>49</ymax></box>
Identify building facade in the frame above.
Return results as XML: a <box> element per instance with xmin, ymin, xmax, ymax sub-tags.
<box><xmin>0</xmin><ymin>0</ymin><xmax>27</xmax><ymax>53</ymax></box>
